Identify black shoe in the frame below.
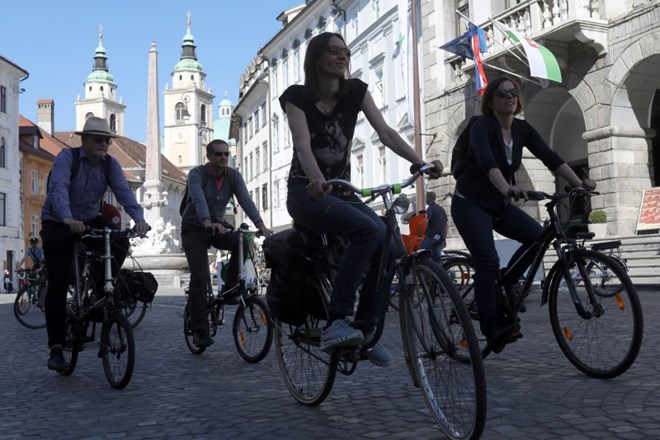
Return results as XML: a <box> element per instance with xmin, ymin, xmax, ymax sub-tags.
<box><xmin>485</xmin><ymin>322</ymin><xmax>522</xmax><ymax>354</ymax></box>
<box><xmin>47</xmin><ymin>346</ymin><xmax>67</xmax><ymax>371</ymax></box>
<box><xmin>193</xmin><ymin>333</ymin><xmax>214</xmax><ymax>348</ymax></box>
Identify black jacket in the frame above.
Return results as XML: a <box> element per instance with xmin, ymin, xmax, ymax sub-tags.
<box><xmin>455</xmin><ymin>114</ymin><xmax>564</xmax><ymax>212</ymax></box>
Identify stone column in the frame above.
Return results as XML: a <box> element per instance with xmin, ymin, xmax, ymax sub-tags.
<box><xmin>142</xmin><ymin>41</ymin><xmax>166</xmax><ymax>226</ymax></box>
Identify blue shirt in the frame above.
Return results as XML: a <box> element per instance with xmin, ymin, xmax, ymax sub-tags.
<box><xmin>41</xmin><ymin>147</ymin><xmax>145</xmax><ymax>223</ymax></box>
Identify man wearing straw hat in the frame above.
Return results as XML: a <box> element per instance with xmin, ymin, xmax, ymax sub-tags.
<box><xmin>40</xmin><ymin>116</ymin><xmax>150</xmax><ymax>373</ymax></box>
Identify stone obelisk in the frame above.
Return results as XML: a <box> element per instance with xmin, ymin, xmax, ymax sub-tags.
<box><xmin>142</xmin><ymin>41</ymin><xmax>165</xmax><ymax>225</ymax></box>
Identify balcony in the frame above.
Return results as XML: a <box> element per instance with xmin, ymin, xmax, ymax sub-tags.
<box><xmin>446</xmin><ymin>0</ymin><xmax>608</xmax><ymax>89</ymax></box>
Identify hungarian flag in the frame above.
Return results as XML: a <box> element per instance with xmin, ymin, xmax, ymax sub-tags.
<box><xmin>496</xmin><ymin>21</ymin><xmax>562</xmax><ymax>83</ymax></box>
<box><xmin>440</xmin><ymin>23</ymin><xmax>489</xmax><ymax>94</ymax></box>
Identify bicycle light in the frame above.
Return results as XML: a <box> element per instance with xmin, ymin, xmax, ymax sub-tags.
<box><xmin>393</xmin><ymin>194</ymin><xmax>410</xmax><ymax>215</ymax></box>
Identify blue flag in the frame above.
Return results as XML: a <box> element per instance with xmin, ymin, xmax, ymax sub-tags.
<box><xmin>439</xmin><ymin>23</ymin><xmax>487</xmax><ymax>60</ymax></box>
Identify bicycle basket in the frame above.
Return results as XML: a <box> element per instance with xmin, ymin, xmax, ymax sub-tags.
<box><xmin>115</xmin><ymin>269</ymin><xmax>158</xmax><ymax>303</ymax></box>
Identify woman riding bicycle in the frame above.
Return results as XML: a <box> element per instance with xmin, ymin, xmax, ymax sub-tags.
<box><xmin>451</xmin><ymin>76</ymin><xmax>596</xmax><ymax>354</ymax></box>
<box><xmin>280</xmin><ymin>32</ymin><xmax>442</xmax><ymax>366</ymax></box>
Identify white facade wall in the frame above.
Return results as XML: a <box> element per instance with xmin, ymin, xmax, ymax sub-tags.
<box><xmin>0</xmin><ymin>57</ymin><xmax>28</xmax><ymax>282</ymax></box>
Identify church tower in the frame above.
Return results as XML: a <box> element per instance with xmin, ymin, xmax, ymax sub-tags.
<box><xmin>163</xmin><ymin>12</ymin><xmax>214</xmax><ymax>173</ymax></box>
<box><xmin>75</xmin><ymin>27</ymin><xmax>126</xmax><ymax>135</ymax></box>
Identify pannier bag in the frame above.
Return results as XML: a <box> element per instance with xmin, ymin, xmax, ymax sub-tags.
<box><xmin>115</xmin><ymin>269</ymin><xmax>158</xmax><ymax>303</ymax></box>
<box><xmin>263</xmin><ymin>229</ymin><xmax>322</xmax><ymax>326</ymax></box>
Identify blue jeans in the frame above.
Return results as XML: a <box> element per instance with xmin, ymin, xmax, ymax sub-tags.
<box><xmin>287</xmin><ymin>182</ymin><xmax>392</xmax><ymax>324</ymax></box>
<box><xmin>451</xmin><ymin>196</ymin><xmax>543</xmax><ymax>330</ymax></box>
<box><xmin>420</xmin><ymin>236</ymin><xmax>443</xmax><ymax>259</ymax></box>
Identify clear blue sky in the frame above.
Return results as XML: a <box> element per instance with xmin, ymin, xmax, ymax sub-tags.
<box><xmin>2</xmin><ymin>1</ymin><xmax>302</xmax><ymax>141</ymax></box>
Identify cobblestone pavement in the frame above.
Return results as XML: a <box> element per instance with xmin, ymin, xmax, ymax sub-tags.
<box><xmin>1</xmin><ymin>285</ymin><xmax>659</xmax><ymax>439</ymax></box>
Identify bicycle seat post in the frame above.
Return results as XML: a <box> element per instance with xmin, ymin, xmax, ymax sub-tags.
<box><xmin>102</xmin><ymin>227</ymin><xmax>114</xmax><ymax>296</ymax></box>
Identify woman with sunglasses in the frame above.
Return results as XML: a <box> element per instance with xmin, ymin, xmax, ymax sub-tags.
<box><xmin>451</xmin><ymin>76</ymin><xmax>596</xmax><ymax>354</ymax></box>
<box><xmin>279</xmin><ymin>32</ymin><xmax>443</xmax><ymax>366</ymax></box>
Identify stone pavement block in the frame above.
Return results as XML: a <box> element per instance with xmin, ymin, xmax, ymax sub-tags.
<box><xmin>1</xmin><ymin>286</ymin><xmax>660</xmax><ymax>439</ymax></box>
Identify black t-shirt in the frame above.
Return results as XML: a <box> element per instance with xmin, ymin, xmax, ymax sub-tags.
<box><xmin>279</xmin><ymin>78</ymin><xmax>368</xmax><ymax>183</ymax></box>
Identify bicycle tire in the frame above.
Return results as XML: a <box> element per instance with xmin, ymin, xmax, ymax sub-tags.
<box><xmin>233</xmin><ymin>295</ymin><xmax>273</xmax><ymax>363</ymax></box>
<box><xmin>183</xmin><ymin>304</ymin><xmax>207</xmax><ymax>355</ymax></box>
<box><xmin>101</xmin><ymin>312</ymin><xmax>135</xmax><ymax>389</ymax></box>
<box><xmin>59</xmin><ymin>315</ymin><xmax>80</xmax><ymax>376</ymax></box>
<box><xmin>441</xmin><ymin>257</ymin><xmax>489</xmax><ymax>358</ymax></box>
<box><xmin>13</xmin><ymin>280</ymin><xmax>47</xmax><ymax>329</ymax></box>
<box><xmin>274</xmin><ymin>274</ymin><xmax>337</xmax><ymax>406</ymax></box>
<box><xmin>548</xmin><ymin>249</ymin><xmax>643</xmax><ymax>379</ymax></box>
<box><xmin>123</xmin><ymin>297</ymin><xmax>148</xmax><ymax>328</ymax></box>
<box><xmin>401</xmin><ymin>258</ymin><xmax>487</xmax><ymax>440</ymax></box>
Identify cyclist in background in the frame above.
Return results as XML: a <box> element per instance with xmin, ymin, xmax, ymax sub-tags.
<box><xmin>17</xmin><ymin>237</ymin><xmax>46</xmax><ymax>278</ymax></box>
<box><xmin>280</xmin><ymin>32</ymin><xmax>442</xmax><ymax>366</ymax></box>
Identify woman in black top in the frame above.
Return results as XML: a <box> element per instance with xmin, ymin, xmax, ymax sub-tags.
<box><xmin>280</xmin><ymin>32</ymin><xmax>442</xmax><ymax>365</ymax></box>
<box><xmin>451</xmin><ymin>76</ymin><xmax>596</xmax><ymax>353</ymax></box>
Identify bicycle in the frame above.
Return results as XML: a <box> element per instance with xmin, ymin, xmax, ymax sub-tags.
<box><xmin>269</xmin><ymin>164</ymin><xmax>487</xmax><ymax>440</ymax></box>
<box><xmin>14</xmin><ymin>267</ymin><xmax>48</xmax><ymax>329</ymax></box>
<box><xmin>182</xmin><ymin>225</ymin><xmax>273</xmax><ymax>363</ymax></box>
<box><xmin>59</xmin><ymin>226</ymin><xmax>140</xmax><ymax>389</ymax></box>
<box><xmin>114</xmin><ymin>255</ymin><xmax>155</xmax><ymax>329</ymax></box>
<box><xmin>446</xmin><ymin>187</ymin><xmax>643</xmax><ymax>379</ymax></box>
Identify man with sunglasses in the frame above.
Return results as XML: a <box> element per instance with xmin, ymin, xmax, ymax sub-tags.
<box><xmin>181</xmin><ymin>139</ymin><xmax>273</xmax><ymax>348</ymax></box>
<box><xmin>40</xmin><ymin>117</ymin><xmax>150</xmax><ymax>372</ymax></box>
<box><xmin>451</xmin><ymin>77</ymin><xmax>596</xmax><ymax>354</ymax></box>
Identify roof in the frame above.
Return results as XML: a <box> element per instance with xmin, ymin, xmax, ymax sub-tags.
<box><xmin>53</xmin><ymin>131</ymin><xmax>187</xmax><ymax>185</ymax></box>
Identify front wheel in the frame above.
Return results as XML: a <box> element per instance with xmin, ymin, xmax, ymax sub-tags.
<box><xmin>274</xmin><ymin>274</ymin><xmax>337</xmax><ymax>406</ymax></box>
<box><xmin>400</xmin><ymin>259</ymin><xmax>487</xmax><ymax>440</ymax></box>
<box><xmin>233</xmin><ymin>295</ymin><xmax>273</xmax><ymax>363</ymax></box>
<box><xmin>548</xmin><ymin>249</ymin><xmax>643</xmax><ymax>379</ymax></box>
<box><xmin>14</xmin><ymin>280</ymin><xmax>47</xmax><ymax>329</ymax></box>
<box><xmin>101</xmin><ymin>312</ymin><xmax>135</xmax><ymax>389</ymax></box>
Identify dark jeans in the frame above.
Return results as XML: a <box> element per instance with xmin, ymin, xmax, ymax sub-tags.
<box><xmin>181</xmin><ymin>226</ymin><xmax>247</xmax><ymax>334</ymax></box>
<box><xmin>287</xmin><ymin>182</ymin><xmax>393</xmax><ymax>326</ymax></box>
<box><xmin>41</xmin><ymin>217</ymin><xmax>129</xmax><ymax>348</ymax></box>
<box><xmin>451</xmin><ymin>196</ymin><xmax>543</xmax><ymax>331</ymax></box>
<box><xmin>420</xmin><ymin>236</ymin><xmax>443</xmax><ymax>259</ymax></box>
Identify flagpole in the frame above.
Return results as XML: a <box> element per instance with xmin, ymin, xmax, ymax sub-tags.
<box><xmin>411</xmin><ymin>0</ymin><xmax>424</xmax><ymax>209</ymax></box>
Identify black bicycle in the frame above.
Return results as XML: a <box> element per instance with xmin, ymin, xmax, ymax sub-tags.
<box><xmin>60</xmin><ymin>227</ymin><xmax>140</xmax><ymax>389</ymax></box>
<box><xmin>269</xmin><ymin>165</ymin><xmax>487</xmax><ymax>440</ymax></box>
<box><xmin>444</xmin><ymin>188</ymin><xmax>643</xmax><ymax>379</ymax></box>
<box><xmin>13</xmin><ymin>267</ymin><xmax>47</xmax><ymax>329</ymax></box>
<box><xmin>182</xmin><ymin>225</ymin><xmax>273</xmax><ymax>363</ymax></box>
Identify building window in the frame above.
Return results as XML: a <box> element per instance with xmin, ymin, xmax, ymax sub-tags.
<box><xmin>0</xmin><ymin>193</ymin><xmax>5</xmax><ymax>226</ymax></box>
<box><xmin>357</xmin><ymin>154</ymin><xmax>364</xmax><ymax>188</ymax></box>
<box><xmin>373</xmin><ymin>65</ymin><xmax>384</xmax><ymax>108</ymax></box>
<box><xmin>261</xmin><ymin>104</ymin><xmax>267</xmax><ymax>127</ymax></box>
<box><xmin>0</xmin><ymin>85</ymin><xmax>6</xmax><ymax>113</ymax></box>
<box><xmin>0</xmin><ymin>137</ymin><xmax>5</xmax><ymax>168</ymax></box>
<box><xmin>200</xmin><ymin>104</ymin><xmax>207</xmax><ymax>126</ymax></box>
<box><xmin>274</xmin><ymin>179</ymin><xmax>280</xmax><ymax>208</ymax></box>
<box><xmin>249</xmin><ymin>152</ymin><xmax>254</xmax><ymax>181</ymax></box>
<box><xmin>255</xmin><ymin>147</ymin><xmax>260</xmax><ymax>176</ymax></box>
<box><xmin>248</xmin><ymin>116</ymin><xmax>253</xmax><ymax>139</ymax></box>
<box><xmin>378</xmin><ymin>146</ymin><xmax>386</xmax><ymax>183</ymax></box>
<box><xmin>254</xmin><ymin>187</ymin><xmax>260</xmax><ymax>210</ymax></box>
<box><xmin>31</xmin><ymin>170</ymin><xmax>39</xmax><ymax>194</ymax></box>
<box><xmin>175</xmin><ymin>102</ymin><xmax>187</xmax><ymax>121</ymax></box>
<box><xmin>109</xmin><ymin>114</ymin><xmax>117</xmax><ymax>133</ymax></box>
<box><xmin>31</xmin><ymin>215</ymin><xmax>39</xmax><ymax>237</ymax></box>
<box><xmin>262</xmin><ymin>183</ymin><xmax>268</xmax><ymax>210</ymax></box>
<box><xmin>273</xmin><ymin>117</ymin><xmax>280</xmax><ymax>152</ymax></box>
<box><xmin>262</xmin><ymin>141</ymin><xmax>268</xmax><ymax>172</ymax></box>
<box><xmin>254</xmin><ymin>109</ymin><xmax>260</xmax><ymax>134</ymax></box>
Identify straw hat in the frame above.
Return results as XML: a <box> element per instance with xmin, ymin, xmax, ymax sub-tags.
<box><xmin>74</xmin><ymin>117</ymin><xmax>118</xmax><ymax>137</ymax></box>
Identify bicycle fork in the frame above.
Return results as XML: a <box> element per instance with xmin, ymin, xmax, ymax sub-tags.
<box><xmin>555</xmin><ymin>244</ymin><xmax>601</xmax><ymax>319</ymax></box>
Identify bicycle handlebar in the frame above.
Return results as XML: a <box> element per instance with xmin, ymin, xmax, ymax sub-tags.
<box><xmin>509</xmin><ymin>186</ymin><xmax>596</xmax><ymax>203</ymax></box>
<box><xmin>324</xmin><ymin>163</ymin><xmax>437</xmax><ymax>197</ymax></box>
<box><xmin>81</xmin><ymin>226</ymin><xmax>147</xmax><ymax>240</ymax></box>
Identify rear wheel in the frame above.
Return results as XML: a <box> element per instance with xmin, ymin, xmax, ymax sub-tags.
<box><xmin>401</xmin><ymin>259</ymin><xmax>487</xmax><ymax>440</ymax></box>
<box><xmin>274</xmin><ymin>274</ymin><xmax>337</xmax><ymax>406</ymax></box>
<box><xmin>548</xmin><ymin>249</ymin><xmax>643</xmax><ymax>379</ymax></box>
<box><xmin>122</xmin><ymin>297</ymin><xmax>148</xmax><ymax>328</ymax></box>
<box><xmin>233</xmin><ymin>295</ymin><xmax>273</xmax><ymax>363</ymax></box>
<box><xmin>59</xmin><ymin>314</ymin><xmax>80</xmax><ymax>376</ymax></box>
<box><xmin>14</xmin><ymin>280</ymin><xmax>47</xmax><ymax>329</ymax></box>
<box><xmin>101</xmin><ymin>312</ymin><xmax>135</xmax><ymax>389</ymax></box>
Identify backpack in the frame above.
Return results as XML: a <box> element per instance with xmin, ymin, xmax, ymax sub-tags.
<box><xmin>179</xmin><ymin>166</ymin><xmax>237</xmax><ymax>216</ymax></box>
<box><xmin>450</xmin><ymin>116</ymin><xmax>480</xmax><ymax>179</ymax></box>
<box><xmin>47</xmin><ymin>147</ymin><xmax>113</xmax><ymax>192</ymax></box>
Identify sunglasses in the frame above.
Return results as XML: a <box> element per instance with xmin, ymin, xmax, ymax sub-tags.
<box><xmin>212</xmin><ymin>151</ymin><xmax>230</xmax><ymax>157</ymax></box>
<box><xmin>495</xmin><ymin>88</ymin><xmax>519</xmax><ymax>99</ymax></box>
<box><xmin>95</xmin><ymin>136</ymin><xmax>113</xmax><ymax>145</ymax></box>
<box><xmin>326</xmin><ymin>45</ymin><xmax>351</xmax><ymax>58</ymax></box>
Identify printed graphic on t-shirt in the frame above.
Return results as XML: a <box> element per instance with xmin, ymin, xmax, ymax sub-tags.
<box><xmin>311</xmin><ymin>116</ymin><xmax>350</xmax><ymax>178</ymax></box>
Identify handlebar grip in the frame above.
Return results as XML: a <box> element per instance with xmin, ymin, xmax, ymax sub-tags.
<box><xmin>525</xmin><ymin>191</ymin><xmax>546</xmax><ymax>201</ymax></box>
